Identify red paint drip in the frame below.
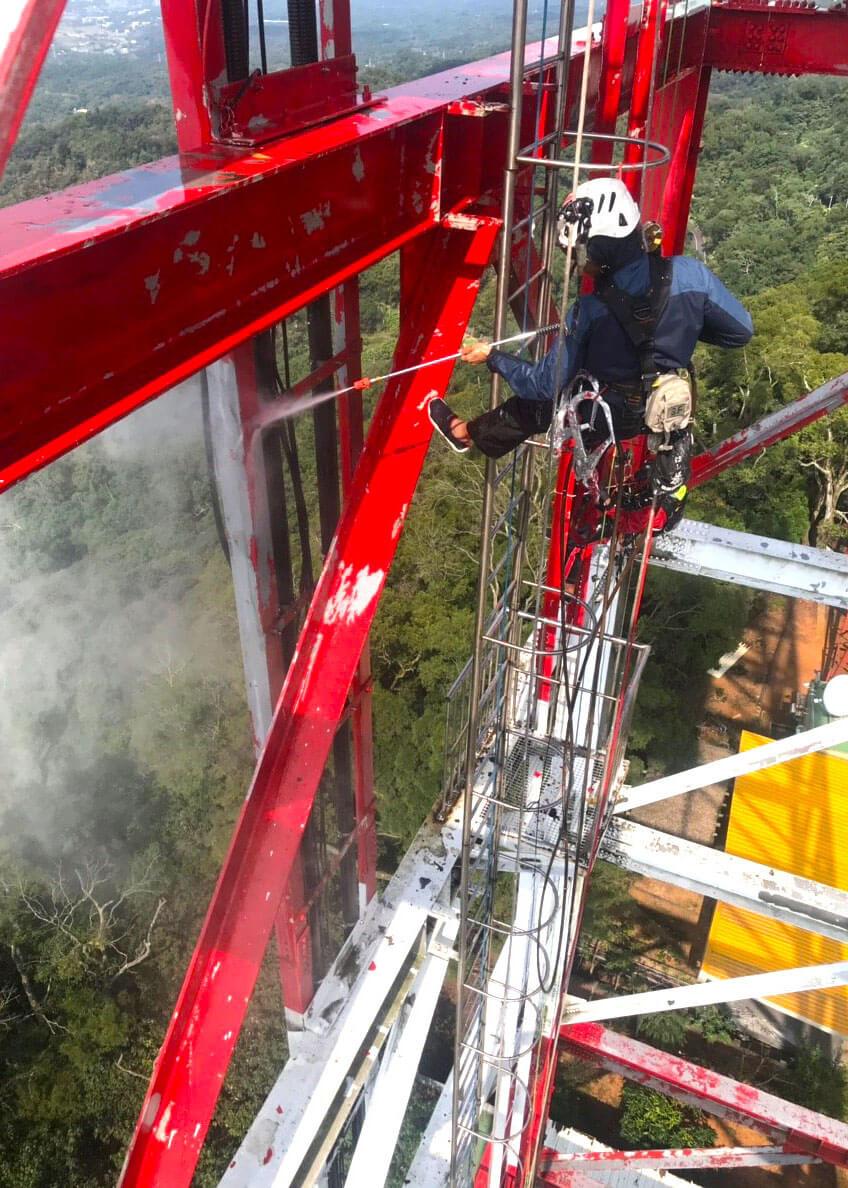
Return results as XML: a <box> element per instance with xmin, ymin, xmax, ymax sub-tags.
<box><xmin>368</xmin><ymin>960</ymin><xmax>377</xmax><ymax>971</ymax></box>
<box><xmin>263</xmin><ymin>1148</ymin><xmax>274</xmax><ymax>1165</ymax></box>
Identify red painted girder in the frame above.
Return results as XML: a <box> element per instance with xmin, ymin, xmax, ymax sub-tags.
<box><xmin>535</xmin><ymin>1170</ymin><xmax>622</xmax><ymax>1188</ymax></box>
<box><xmin>691</xmin><ymin>371</ymin><xmax>848</xmax><ymax>489</ymax></box>
<box><xmin>623</xmin><ymin>0</ymin><xmax>668</xmax><ymax>201</ymax></box>
<box><xmin>159</xmin><ymin>0</ymin><xmax>217</xmax><ymax>153</ymax></box>
<box><xmin>537</xmin><ymin>1144</ymin><xmax>816</xmax><ymax>1180</ymax></box>
<box><xmin>0</xmin><ymin>15</ymin><xmax>680</xmax><ymax>493</ymax></box>
<box><xmin>0</xmin><ymin>0</ymin><xmax>68</xmax><ymax>179</ymax></box>
<box><xmin>592</xmin><ymin>0</ymin><xmax>630</xmax><ymax>167</ymax></box>
<box><xmin>659</xmin><ymin>66</ymin><xmax>711</xmax><ymax>256</ymax></box>
<box><xmin>706</xmin><ymin>5</ymin><xmax>848</xmax><ymax>77</ymax></box>
<box><xmin>117</xmin><ymin>215</ymin><xmax>499</xmax><ymax>1188</ymax></box>
<box><xmin>320</xmin><ymin>0</ymin><xmax>353</xmax><ymax>59</ymax></box>
<box><xmin>561</xmin><ymin>1022</ymin><xmax>848</xmax><ymax>1167</ymax></box>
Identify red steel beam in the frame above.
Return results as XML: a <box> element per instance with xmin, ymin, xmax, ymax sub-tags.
<box><xmin>660</xmin><ymin>64</ymin><xmax>711</xmax><ymax>256</ymax></box>
<box><xmin>320</xmin><ymin>0</ymin><xmax>353</xmax><ymax>59</ymax></box>
<box><xmin>537</xmin><ymin>1144</ymin><xmax>817</xmax><ymax>1182</ymax></box>
<box><xmin>561</xmin><ymin>1022</ymin><xmax>848</xmax><ymax>1167</ymax></box>
<box><xmin>691</xmin><ymin>371</ymin><xmax>848</xmax><ymax>489</ymax></box>
<box><xmin>706</xmin><ymin>4</ymin><xmax>848</xmax><ymax>78</ymax></box>
<box><xmin>623</xmin><ymin>0</ymin><xmax>668</xmax><ymax>205</ymax></box>
<box><xmin>0</xmin><ymin>0</ymin><xmax>68</xmax><ymax>179</ymax></box>
<box><xmin>159</xmin><ymin>0</ymin><xmax>219</xmax><ymax>152</ymax></box>
<box><xmin>117</xmin><ymin>215</ymin><xmax>499</xmax><ymax>1188</ymax></box>
<box><xmin>592</xmin><ymin>0</ymin><xmax>630</xmax><ymax>167</ymax></box>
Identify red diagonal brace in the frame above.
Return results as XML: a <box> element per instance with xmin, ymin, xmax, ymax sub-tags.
<box><xmin>691</xmin><ymin>371</ymin><xmax>848</xmax><ymax>489</ymax></box>
<box><xmin>0</xmin><ymin>0</ymin><xmax>68</xmax><ymax>180</ymax></box>
<box><xmin>118</xmin><ymin>214</ymin><xmax>499</xmax><ymax>1188</ymax></box>
<box><xmin>537</xmin><ymin>1143</ymin><xmax>817</xmax><ymax>1180</ymax></box>
<box><xmin>561</xmin><ymin>1022</ymin><xmax>848</xmax><ymax>1168</ymax></box>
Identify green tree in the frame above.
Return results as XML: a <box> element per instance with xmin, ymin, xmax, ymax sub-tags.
<box><xmin>780</xmin><ymin>1045</ymin><xmax>848</xmax><ymax>1120</ymax></box>
<box><xmin>619</xmin><ymin>1083</ymin><xmax>716</xmax><ymax>1149</ymax></box>
<box><xmin>636</xmin><ymin>1011</ymin><xmax>688</xmax><ymax>1050</ymax></box>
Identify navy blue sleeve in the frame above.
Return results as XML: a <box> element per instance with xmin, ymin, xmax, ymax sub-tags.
<box><xmin>486</xmin><ymin>303</ymin><xmax>586</xmax><ymax>403</ymax></box>
<box><xmin>697</xmin><ymin>262</ymin><xmax>753</xmax><ymax>348</ymax></box>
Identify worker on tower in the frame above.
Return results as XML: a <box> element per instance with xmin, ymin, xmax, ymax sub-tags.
<box><xmin>428</xmin><ymin>178</ymin><xmax>753</xmax><ymax>530</ymax></box>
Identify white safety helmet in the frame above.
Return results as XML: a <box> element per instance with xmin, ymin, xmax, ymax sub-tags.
<box><xmin>557</xmin><ymin>178</ymin><xmax>642</xmax><ymax>251</ymax></box>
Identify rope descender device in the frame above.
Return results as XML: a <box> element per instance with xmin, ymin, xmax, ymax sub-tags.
<box><xmin>553</xmin><ymin>373</ymin><xmax>616</xmax><ymax>497</ymax></box>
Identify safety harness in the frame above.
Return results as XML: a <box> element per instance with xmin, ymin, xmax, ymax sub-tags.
<box><xmin>596</xmin><ymin>251</ymin><xmax>693</xmax><ymax>513</ymax></box>
<box><xmin>595</xmin><ymin>252</ymin><xmax>673</xmax><ymax>401</ymax></box>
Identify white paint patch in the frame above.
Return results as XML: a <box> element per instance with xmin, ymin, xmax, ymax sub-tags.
<box><xmin>324</xmin><ymin>237</ymin><xmax>352</xmax><ymax>260</ymax></box>
<box><xmin>300</xmin><ymin>201</ymin><xmax>331</xmax><ymax>234</ymax></box>
<box><xmin>392</xmin><ymin>503</ymin><xmax>409</xmax><ymax>541</ymax></box>
<box><xmin>352</xmin><ymin>147</ymin><xmax>365</xmax><ymax>182</ymax></box>
<box><xmin>251</xmin><ymin>232</ymin><xmax>267</xmax><ymax>249</ymax></box>
<box><xmin>250</xmin><ymin>279</ymin><xmax>279</xmax><ymax>298</ymax></box>
<box><xmin>173</xmin><ymin>247</ymin><xmax>183</xmax><ymax>263</ymax></box>
<box><xmin>154</xmin><ymin>1101</ymin><xmax>174</xmax><ymax>1143</ymax></box>
<box><xmin>142</xmin><ymin>1093</ymin><xmax>162</xmax><ymax>1131</ymax></box>
<box><xmin>416</xmin><ymin>387</ymin><xmax>440</xmax><ymax>412</ymax></box>
<box><xmin>182</xmin><ymin>229</ymin><xmax>201</xmax><ymax>246</ymax></box>
<box><xmin>211</xmin><ymin>960</ymin><xmax>222</xmax><ymax>980</ymax></box>
<box><xmin>323</xmin><ymin>564</ymin><xmax>385</xmax><ymax>626</ymax></box>
<box><xmin>175</xmin><ymin>108</ymin><xmax>187</xmax><ymax>123</ymax></box>
<box><xmin>144</xmin><ymin>272</ymin><xmax>161</xmax><ymax>304</ymax></box>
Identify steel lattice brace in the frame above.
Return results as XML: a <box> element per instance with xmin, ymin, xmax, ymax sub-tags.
<box><xmin>560</xmin><ymin>1024</ymin><xmax>848</xmax><ymax>1166</ymax></box>
<box><xmin>0</xmin><ymin>0</ymin><xmax>68</xmax><ymax>177</ymax></box>
<box><xmin>650</xmin><ymin>517</ymin><xmax>848</xmax><ymax>610</ymax></box>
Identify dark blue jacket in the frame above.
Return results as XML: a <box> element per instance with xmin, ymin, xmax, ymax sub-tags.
<box><xmin>487</xmin><ymin>255</ymin><xmax>753</xmax><ymax>402</ymax></box>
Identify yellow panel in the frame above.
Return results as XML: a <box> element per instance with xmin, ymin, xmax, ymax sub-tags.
<box><xmin>704</xmin><ymin>731</ymin><xmax>848</xmax><ymax>1035</ymax></box>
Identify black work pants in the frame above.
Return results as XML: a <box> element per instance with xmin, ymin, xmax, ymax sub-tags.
<box><xmin>467</xmin><ymin>397</ymin><xmax>553</xmax><ymax>459</ymax></box>
<box><xmin>467</xmin><ymin>394</ymin><xmax>643</xmax><ymax>460</ymax></box>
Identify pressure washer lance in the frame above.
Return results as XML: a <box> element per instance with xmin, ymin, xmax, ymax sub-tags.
<box><xmin>345</xmin><ymin>322</ymin><xmax>562</xmax><ymax>395</ymax></box>
<box><xmin>267</xmin><ymin>323</ymin><xmax>563</xmax><ymax>421</ymax></box>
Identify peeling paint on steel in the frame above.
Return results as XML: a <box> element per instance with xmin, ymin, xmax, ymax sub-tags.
<box><xmin>144</xmin><ymin>272</ymin><xmax>161</xmax><ymax>304</ymax></box>
<box><xmin>323</xmin><ymin>563</ymin><xmax>384</xmax><ymax>626</ymax></box>
<box><xmin>300</xmin><ymin>202</ymin><xmax>331</xmax><ymax>234</ymax></box>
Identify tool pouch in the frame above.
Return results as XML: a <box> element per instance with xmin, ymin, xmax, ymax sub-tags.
<box><xmin>644</xmin><ymin>372</ymin><xmax>693</xmax><ymax>438</ymax></box>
